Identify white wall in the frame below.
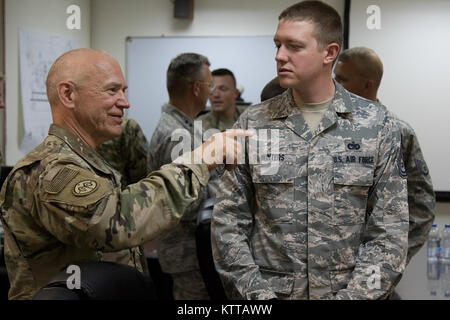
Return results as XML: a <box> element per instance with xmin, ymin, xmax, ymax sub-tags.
<box><xmin>4</xmin><ymin>0</ymin><xmax>91</xmax><ymax>165</ymax></box>
<box><xmin>91</xmin><ymin>0</ymin><xmax>345</xmax><ymax>74</ymax></box>
<box><xmin>349</xmin><ymin>0</ymin><xmax>450</xmax><ymax>191</ymax></box>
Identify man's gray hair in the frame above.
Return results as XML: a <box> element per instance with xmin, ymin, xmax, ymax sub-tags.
<box><xmin>167</xmin><ymin>52</ymin><xmax>210</xmax><ymax>98</ymax></box>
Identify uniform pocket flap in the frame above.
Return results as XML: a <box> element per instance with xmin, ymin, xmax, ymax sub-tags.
<box><xmin>333</xmin><ymin>163</ymin><xmax>374</xmax><ymax>186</ymax></box>
<box><xmin>260</xmin><ymin>268</ymin><xmax>295</xmax><ymax>296</ymax></box>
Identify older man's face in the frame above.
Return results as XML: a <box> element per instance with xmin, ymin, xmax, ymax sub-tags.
<box><xmin>73</xmin><ymin>57</ymin><xmax>130</xmax><ymax>146</ymax></box>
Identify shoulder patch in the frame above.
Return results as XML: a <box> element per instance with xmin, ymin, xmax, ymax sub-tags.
<box><xmin>398</xmin><ymin>155</ymin><xmax>407</xmax><ymax>179</ymax></box>
<box><xmin>42</xmin><ymin>166</ymin><xmax>111</xmax><ymax>208</ymax></box>
<box><xmin>45</xmin><ymin>167</ymin><xmax>79</xmax><ymax>194</ymax></box>
<box><xmin>415</xmin><ymin>159</ymin><xmax>429</xmax><ymax>176</ymax></box>
<box><xmin>73</xmin><ymin>180</ymin><xmax>98</xmax><ymax>196</ymax></box>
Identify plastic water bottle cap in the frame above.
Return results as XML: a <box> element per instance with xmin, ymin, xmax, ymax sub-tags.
<box><xmin>432</xmin><ymin>224</ymin><xmax>437</xmax><ymax>228</ymax></box>
<box><xmin>445</xmin><ymin>224</ymin><xmax>450</xmax><ymax>229</ymax></box>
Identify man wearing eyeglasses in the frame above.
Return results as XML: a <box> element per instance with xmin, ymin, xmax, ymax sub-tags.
<box><xmin>147</xmin><ymin>52</ymin><xmax>214</xmax><ymax>300</ymax></box>
<box><xmin>198</xmin><ymin>68</ymin><xmax>245</xmax><ymax>132</ymax></box>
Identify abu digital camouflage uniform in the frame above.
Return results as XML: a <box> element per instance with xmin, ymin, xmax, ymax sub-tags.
<box><xmin>211</xmin><ymin>82</ymin><xmax>409</xmax><ymax>300</ymax></box>
<box><xmin>0</xmin><ymin>124</ymin><xmax>209</xmax><ymax>300</ymax></box>
<box><xmin>391</xmin><ymin>115</ymin><xmax>435</xmax><ymax>263</ymax></box>
<box><xmin>197</xmin><ymin>105</ymin><xmax>247</xmax><ymax>132</ymax></box>
<box><xmin>97</xmin><ymin>117</ymin><xmax>149</xmax><ymax>188</ymax></box>
<box><xmin>148</xmin><ymin>103</ymin><xmax>209</xmax><ymax>299</ymax></box>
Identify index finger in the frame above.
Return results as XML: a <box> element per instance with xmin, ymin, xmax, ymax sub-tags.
<box><xmin>224</xmin><ymin>129</ymin><xmax>254</xmax><ymax>138</ymax></box>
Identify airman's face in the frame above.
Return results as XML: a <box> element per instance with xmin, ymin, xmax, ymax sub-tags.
<box><xmin>274</xmin><ymin>19</ymin><xmax>329</xmax><ymax>89</ymax></box>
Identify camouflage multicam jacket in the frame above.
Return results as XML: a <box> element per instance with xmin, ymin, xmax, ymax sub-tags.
<box><xmin>0</xmin><ymin>124</ymin><xmax>209</xmax><ymax>299</ymax></box>
<box><xmin>97</xmin><ymin>117</ymin><xmax>149</xmax><ymax>188</ymax></box>
<box><xmin>211</xmin><ymin>83</ymin><xmax>410</xmax><ymax>300</ymax></box>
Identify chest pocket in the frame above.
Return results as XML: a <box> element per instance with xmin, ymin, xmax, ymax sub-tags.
<box><xmin>251</xmin><ymin>154</ymin><xmax>295</xmax><ymax>224</ymax></box>
<box><xmin>332</xmin><ymin>159</ymin><xmax>374</xmax><ymax>225</ymax></box>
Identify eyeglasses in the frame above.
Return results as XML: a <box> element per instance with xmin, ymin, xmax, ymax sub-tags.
<box><xmin>196</xmin><ymin>80</ymin><xmax>216</xmax><ymax>91</ymax></box>
<box><xmin>210</xmin><ymin>85</ymin><xmax>230</xmax><ymax>93</ymax></box>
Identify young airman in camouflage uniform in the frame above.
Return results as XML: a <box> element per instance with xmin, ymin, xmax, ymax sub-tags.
<box><xmin>211</xmin><ymin>1</ymin><xmax>410</xmax><ymax>300</ymax></box>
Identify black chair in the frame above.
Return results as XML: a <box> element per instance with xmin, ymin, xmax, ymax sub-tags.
<box><xmin>195</xmin><ymin>198</ymin><xmax>227</xmax><ymax>300</ymax></box>
<box><xmin>0</xmin><ymin>166</ymin><xmax>13</xmax><ymax>188</ymax></box>
<box><xmin>0</xmin><ymin>250</ymin><xmax>9</xmax><ymax>300</ymax></box>
<box><xmin>146</xmin><ymin>257</ymin><xmax>174</xmax><ymax>300</ymax></box>
<box><xmin>33</xmin><ymin>261</ymin><xmax>156</xmax><ymax>300</ymax></box>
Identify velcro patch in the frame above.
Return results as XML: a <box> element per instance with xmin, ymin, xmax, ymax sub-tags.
<box><xmin>45</xmin><ymin>167</ymin><xmax>79</xmax><ymax>194</ymax></box>
<box><xmin>415</xmin><ymin>159</ymin><xmax>429</xmax><ymax>176</ymax></box>
<box><xmin>73</xmin><ymin>180</ymin><xmax>98</xmax><ymax>196</ymax></box>
<box><xmin>345</xmin><ymin>139</ymin><xmax>362</xmax><ymax>152</ymax></box>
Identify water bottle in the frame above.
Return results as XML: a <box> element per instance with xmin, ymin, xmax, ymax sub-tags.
<box><xmin>427</xmin><ymin>224</ymin><xmax>441</xmax><ymax>296</ymax></box>
<box><xmin>440</xmin><ymin>225</ymin><xmax>450</xmax><ymax>298</ymax></box>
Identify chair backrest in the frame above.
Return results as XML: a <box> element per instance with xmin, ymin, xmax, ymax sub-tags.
<box><xmin>33</xmin><ymin>261</ymin><xmax>156</xmax><ymax>300</ymax></box>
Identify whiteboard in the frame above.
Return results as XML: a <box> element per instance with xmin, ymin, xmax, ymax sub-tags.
<box><xmin>126</xmin><ymin>36</ymin><xmax>277</xmax><ymax>142</ymax></box>
<box><xmin>349</xmin><ymin>0</ymin><xmax>450</xmax><ymax>192</ymax></box>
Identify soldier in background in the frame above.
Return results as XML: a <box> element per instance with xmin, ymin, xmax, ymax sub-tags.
<box><xmin>260</xmin><ymin>76</ymin><xmax>287</xmax><ymax>102</ymax></box>
<box><xmin>148</xmin><ymin>52</ymin><xmax>213</xmax><ymax>300</ymax></box>
<box><xmin>0</xmin><ymin>48</ymin><xmax>250</xmax><ymax>299</ymax></box>
<box><xmin>334</xmin><ymin>47</ymin><xmax>435</xmax><ymax>269</ymax></box>
<box><xmin>97</xmin><ymin>117</ymin><xmax>149</xmax><ymax>188</ymax></box>
<box><xmin>198</xmin><ymin>68</ymin><xmax>245</xmax><ymax>132</ymax></box>
<box><xmin>211</xmin><ymin>1</ymin><xmax>409</xmax><ymax>300</ymax></box>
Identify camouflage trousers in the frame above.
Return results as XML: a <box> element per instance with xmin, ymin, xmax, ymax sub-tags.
<box><xmin>172</xmin><ymin>269</ymin><xmax>210</xmax><ymax>300</ymax></box>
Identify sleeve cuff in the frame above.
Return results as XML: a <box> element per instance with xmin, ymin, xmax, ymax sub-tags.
<box><xmin>173</xmin><ymin>151</ymin><xmax>210</xmax><ymax>187</ymax></box>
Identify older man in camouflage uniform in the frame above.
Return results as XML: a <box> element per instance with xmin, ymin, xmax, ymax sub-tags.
<box><xmin>97</xmin><ymin>117</ymin><xmax>149</xmax><ymax>188</ymax></box>
<box><xmin>0</xmin><ymin>48</ymin><xmax>249</xmax><ymax>300</ymax></box>
<box><xmin>148</xmin><ymin>53</ymin><xmax>214</xmax><ymax>300</ymax></box>
<box><xmin>211</xmin><ymin>1</ymin><xmax>409</xmax><ymax>300</ymax></box>
<box><xmin>334</xmin><ymin>47</ymin><xmax>435</xmax><ymax>264</ymax></box>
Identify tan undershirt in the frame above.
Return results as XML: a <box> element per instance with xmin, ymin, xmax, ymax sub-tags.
<box><xmin>298</xmin><ymin>97</ymin><xmax>333</xmax><ymax>131</ymax></box>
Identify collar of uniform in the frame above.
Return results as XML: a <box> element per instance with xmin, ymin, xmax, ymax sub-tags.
<box><xmin>332</xmin><ymin>80</ymin><xmax>355</xmax><ymax>114</ymax></box>
<box><xmin>162</xmin><ymin>103</ymin><xmax>195</xmax><ymax>130</ymax></box>
<box><xmin>48</xmin><ymin>124</ymin><xmax>114</xmax><ymax>175</ymax></box>
<box><xmin>269</xmin><ymin>81</ymin><xmax>355</xmax><ymax>119</ymax></box>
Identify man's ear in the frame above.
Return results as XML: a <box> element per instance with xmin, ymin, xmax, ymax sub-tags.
<box><xmin>192</xmin><ymin>81</ymin><xmax>201</xmax><ymax>97</ymax></box>
<box><xmin>56</xmin><ymin>81</ymin><xmax>76</xmax><ymax>109</ymax></box>
<box><xmin>233</xmin><ymin>88</ymin><xmax>240</xmax><ymax>99</ymax></box>
<box><xmin>365</xmin><ymin>79</ymin><xmax>375</xmax><ymax>90</ymax></box>
<box><xmin>324</xmin><ymin>43</ymin><xmax>340</xmax><ymax>66</ymax></box>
